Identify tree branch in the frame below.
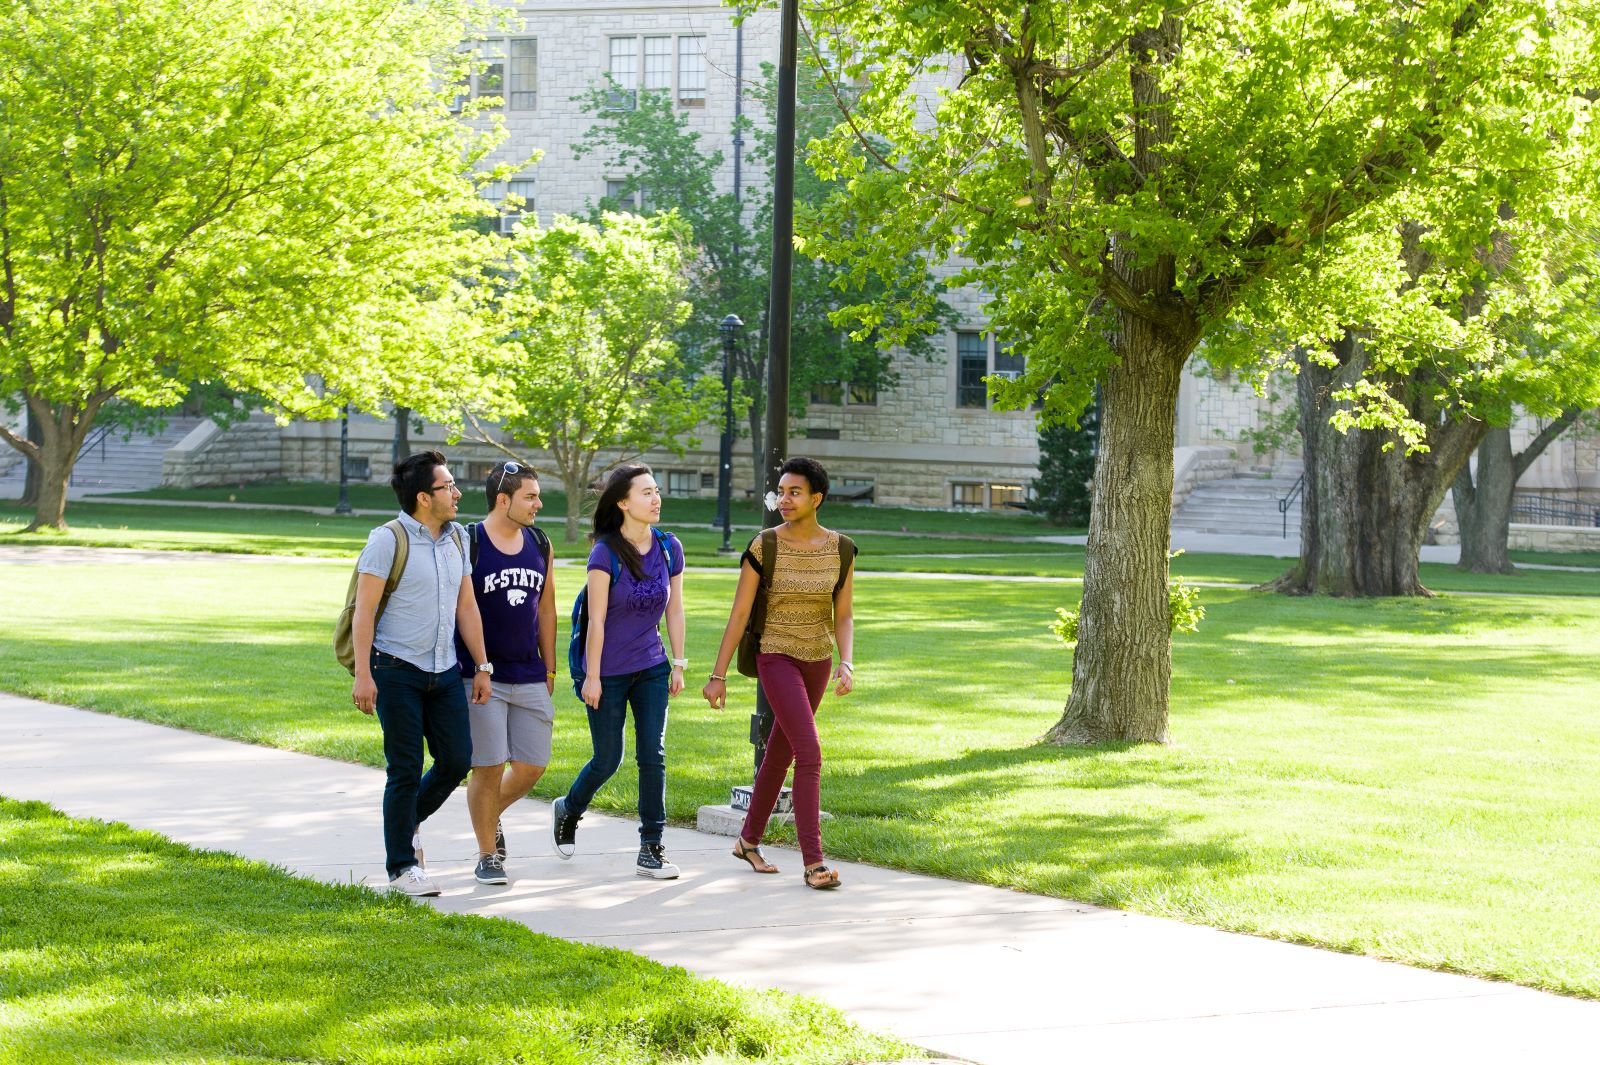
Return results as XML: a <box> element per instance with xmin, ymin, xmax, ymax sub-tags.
<box><xmin>1512</xmin><ymin>408</ymin><xmax>1581</xmax><ymax>482</ymax></box>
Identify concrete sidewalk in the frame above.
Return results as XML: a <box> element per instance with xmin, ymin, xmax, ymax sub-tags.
<box><xmin>3</xmin><ymin>694</ymin><xmax>1594</xmax><ymax>1063</ymax></box>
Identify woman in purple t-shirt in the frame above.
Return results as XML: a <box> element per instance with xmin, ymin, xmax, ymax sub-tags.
<box><xmin>551</xmin><ymin>465</ymin><xmax>687</xmax><ymax>879</ymax></box>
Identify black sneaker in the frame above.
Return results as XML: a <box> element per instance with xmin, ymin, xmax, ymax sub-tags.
<box><xmin>636</xmin><ymin>843</ymin><xmax>680</xmax><ymax>880</ymax></box>
<box><xmin>474</xmin><ymin>853</ymin><xmax>508</xmax><ymax>885</ymax></box>
<box><xmin>552</xmin><ymin>796</ymin><xmax>577</xmax><ymax>859</ymax></box>
<box><xmin>495</xmin><ymin>819</ymin><xmax>506</xmax><ymax>859</ymax></box>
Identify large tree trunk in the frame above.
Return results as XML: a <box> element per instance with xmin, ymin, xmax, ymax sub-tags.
<box><xmin>1044</xmin><ymin>315</ymin><xmax>1190</xmax><ymax>746</ymax></box>
<box><xmin>391</xmin><ymin>405</ymin><xmax>411</xmax><ymax>467</ymax></box>
<box><xmin>20</xmin><ymin>408</ymin><xmax>43</xmax><ymax>507</ymax></box>
<box><xmin>1044</xmin><ymin>14</ymin><xmax>1192</xmax><ymax>747</ymax></box>
<box><xmin>1272</xmin><ymin>336</ymin><xmax>1486</xmax><ymax>596</ymax></box>
<box><xmin>1453</xmin><ymin>411</ymin><xmax>1580</xmax><ymax>574</ymax></box>
<box><xmin>1453</xmin><ymin>428</ymin><xmax>1516</xmax><ymax>574</ymax></box>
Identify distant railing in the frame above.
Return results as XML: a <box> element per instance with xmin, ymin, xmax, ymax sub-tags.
<box><xmin>68</xmin><ymin>425</ymin><xmax>114</xmax><ymax>486</ymax></box>
<box><xmin>1511</xmin><ymin>494</ymin><xmax>1600</xmax><ymax>528</ymax></box>
<box><xmin>1278</xmin><ymin>474</ymin><xmax>1305</xmax><ymax>538</ymax></box>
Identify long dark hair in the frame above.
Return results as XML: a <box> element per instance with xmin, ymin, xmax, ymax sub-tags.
<box><xmin>591</xmin><ymin>464</ymin><xmax>654</xmax><ymax>580</ymax></box>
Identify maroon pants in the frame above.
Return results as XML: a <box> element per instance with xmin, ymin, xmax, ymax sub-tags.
<box><xmin>743</xmin><ymin>653</ymin><xmax>832</xmax><ymax>865</ymax></box>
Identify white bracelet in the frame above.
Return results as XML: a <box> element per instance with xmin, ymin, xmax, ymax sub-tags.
<box><xmin>671</xmin><ymin>658</ymin><xmax>688</xmax><ymax>669</ymax></box>
<box><xmin>839</xmin><ymin>661</ymin><xmax>853</xmax><ymax>673</ymax></box>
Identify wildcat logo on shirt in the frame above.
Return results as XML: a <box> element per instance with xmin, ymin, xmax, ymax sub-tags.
<box><xmin>482</xmin><ymin>568</ymin><xmax>544</xmax><ymax>600</ymax></box>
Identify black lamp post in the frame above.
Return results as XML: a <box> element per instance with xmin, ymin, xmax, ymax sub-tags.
<box><xmin>749</xmin><ymin>0</ymin><xmax>799</xmax><ymax>778</ymax></box>
<box><xmin>717</xmin><ymin>315</ymin><xmax>743</xmax><ymax>554</ymax></box>
<box><xmin>334</xmin><ymin>404</ymin><xmax>353</xmax><ymax>515</ymax></box>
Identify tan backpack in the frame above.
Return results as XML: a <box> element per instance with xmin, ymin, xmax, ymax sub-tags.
<box><xmin>333</xmin><ymin>520</ymin><xmax>408</xmax><ymax>675</ymax></box>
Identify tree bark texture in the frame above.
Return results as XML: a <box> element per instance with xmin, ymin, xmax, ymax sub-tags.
<box><xmin>1452</xmin><ymin>411</ymin><xmax>1580</xmax><ymax>573</ymax></box>
<box><xmin>1045</xmin><ymin>314</ymin><xmax>1191</xmax><ymax>746</ymax></box>
<box><xmin>1271</xmin><ymin>336</ymin><xmax>1487</xmax><ymax>597</ymax></box>
<box><xmin>1452</xmin><ymin>428</ymin><xmax>1516</xmax><ymax>574</ymax></box>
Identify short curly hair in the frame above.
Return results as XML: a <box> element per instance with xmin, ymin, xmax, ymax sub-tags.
<box><xmin>779</xmin><ymin>456</ymin><xmax>829</xmax><ymax>504</ymax></box>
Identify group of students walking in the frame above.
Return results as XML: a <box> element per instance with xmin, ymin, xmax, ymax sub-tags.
<box><xmin>346</xmin><ymin>450</ymin><xmax>856</xmax><ymax>897</ymax></box>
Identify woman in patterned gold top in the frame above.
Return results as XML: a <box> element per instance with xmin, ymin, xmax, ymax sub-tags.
<box><xmin>702</xmin><ymin>457</ymin><xmax>856</xmax><ymax>889</ymax></box>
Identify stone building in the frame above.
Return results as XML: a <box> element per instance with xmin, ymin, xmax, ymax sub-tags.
<box><xmin>59</xmin><ymin>0</ymin><xmax>1600</xmax><ymax>535</ymax></box>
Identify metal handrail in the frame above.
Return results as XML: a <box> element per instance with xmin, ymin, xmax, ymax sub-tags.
<box><xmin>68</xmin><ymin>425</ymin><xmax>114</xmax><ymax>486</ymax></box>
<box><xmin>1278</xmin><ymin>474</ymin><xmax>1305</xmax><ymax>538</ymax></box>
<box><xmin>1511</xmin><ymin>494</ymin><xmax>1600</xmax><ymax>528</ymax></box>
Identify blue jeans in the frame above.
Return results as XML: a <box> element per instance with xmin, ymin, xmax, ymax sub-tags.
<box><xmin>372</xmin><ymin>650</ymin><xmax>473</xmax><ymax>877</ymax></box>
<box><xmin>564</xmin><ymin>659</ymin><xmax>670</xmax><ymax>844</ymax></box>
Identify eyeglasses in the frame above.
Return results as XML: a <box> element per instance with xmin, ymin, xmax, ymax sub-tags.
<box><xmin>428</xmin><ymin>480</ymin><xmax>459</xmax><ymax>494</ymax></box>
<box><xmin>495</xmin><ymin>462</ymin><xmax>522</xmax><ymax>498</ymax></box>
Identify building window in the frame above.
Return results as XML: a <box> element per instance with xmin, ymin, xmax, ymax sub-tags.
<box><xmin>951</xmin><ymin>483</ymin><xmax>985</xmax><ymax>508</ymax></box>
<box><xmin>992</xmin><ymin>342</ymin><xmax>1025</xmax><ymax>379</ymax></box>
<box><xmin>476</xmin><ymin>40</ymin><xmax>505</xmax><ymax>106</ymax></box>
<box><xmin>607</xmin><ymin>37</ymin><xmax>638</xmax><ymax>109</ymax></box>
<box><xmin>500</xmin><ymin>179</ymin><xmax>535</xmax><ymax>234</ymax></box>
<box><xmin>604</xmin><ymin>179</ymin><xmax>637</xmax><ymax>211</ymax></box>
<box><xmin>608</xmin><ymin>35</ymin><xmax>707</xmax><ymax>109</ymax></box>
<box><xmin>957</xmin><ymin>332</ymin><xmax>988</xmax><ymax>408</ymax></box>
<box><xmin>847</xmin><ymin>381</ymin><xmax>877</xmax><ymax>406</ymax></box>
<box><xmin>810</xmin><ymin>381</ymin><xmax>843</xmax><ymax>405</ymax></box>
<box><xmin>835</xmin><ymin>477</ymin><xmax>874</xmax><ymax>504</ymax></box>
<box><xmin>678</xmin><ymin>36</ymin><xmax>707</xmax><ymax>106</ymax></box>
<box><xmin>508</xmin><ymin>38</ymin><xmax>537</xmax><ymax>109</ymax></box>
<box><xmin>666</xmin><ymin>470</ymin><xmax>697</xmax><ymax>495</ymax></box>
<box><xmin>990</xmin><ymin>483</ymin><xmax>1026</xmax><ymax>509</ymax></box>
<box><xmin>643</xmin><ymin>36</ymin><xmax>673</xmax><ymax>92</ymax></box>
<box><xmin>699</xmin><ymin>472</ymin><xmax>715</xmax><ymax>490</ymax></box>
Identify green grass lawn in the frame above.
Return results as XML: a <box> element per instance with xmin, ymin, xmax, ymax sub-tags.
<box><xmin>2</xmin><ymin>557</ymin><xmax>1598</xmax><ymax>999</ymax></box>
<box><xmin>0</xmin><ymin>799</ymin><xmax>907</xmax><ymax>1065</ymax></box>
<box><xmin>94</xmin><ymin>478</ymin><xmax>1066</xmax><ymax>536</ymax></box>
<box><xmin>6</xmin><ymin>501</ymin><xmax>1597</xmax><ymax>596</ymax></box>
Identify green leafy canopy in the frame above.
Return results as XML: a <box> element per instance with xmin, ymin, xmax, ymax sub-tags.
<box><xmin>793</xmin><ymin>0</ymin><xmax>1600</xmax><ymax>425</ymax></box>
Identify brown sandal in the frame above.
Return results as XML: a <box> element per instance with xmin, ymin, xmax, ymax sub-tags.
<box><xmin>803</xmin><ymin>863</ymin><xmax>841</xmax><ymax>890</ymax></box>
<box><xmin>733</xmin><ymin>837</ymin><xmax>779</xmax><ymax>874</ymax></box>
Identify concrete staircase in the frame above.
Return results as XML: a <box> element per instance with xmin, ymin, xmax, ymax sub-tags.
<box><xmin>1172</xmin><ymin>475</ymin><xmax>1303</xmax><ymax>537</ymax></box>
<box><xmin>0</xmin><ymin>418</ymin><xmax>205</xmax><ymax>500</ymax></box>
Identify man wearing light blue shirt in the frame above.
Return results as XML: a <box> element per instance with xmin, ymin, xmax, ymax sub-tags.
<box><xmin>351</xmin><ymin>450</ymin><xmax>492</xmax><ymax>897</ymax></box>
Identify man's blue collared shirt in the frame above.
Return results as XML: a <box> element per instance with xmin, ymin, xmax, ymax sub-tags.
<box><xmin>356</xmin><ymin>511</ymin><xmax>469</xmax><ymax>674</ymax></box>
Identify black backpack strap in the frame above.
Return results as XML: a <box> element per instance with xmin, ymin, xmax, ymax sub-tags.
<box><xmin>469</xmin><ymin>522</ymin><xmax>480</xmax><ymax>569</ymax></box>
<box><xmin>530</xmin><ymin>525</ymin><xmax>553</xmax><ymax>572</ymax></box>
<box><xmin>833</xmin><ymin>534</ymin><xmax>857</xmax><ymax>599</ymax></box>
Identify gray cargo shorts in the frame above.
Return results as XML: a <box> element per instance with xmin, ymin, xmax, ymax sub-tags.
<box><xmin>464</xmin><ymin>680</ymin><xmax>555</xmax><ymax>768</ymax></box>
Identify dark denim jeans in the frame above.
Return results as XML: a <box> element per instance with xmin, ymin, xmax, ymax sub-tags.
<box><xmin>564</xmin><ymin>659</ymin><xmax>670</xmax><ymax>844</ymax></box>
<box><xmin>372</xmin><ymin>650</ymin><xmax>473</xmax><ymax>878</ymax></box>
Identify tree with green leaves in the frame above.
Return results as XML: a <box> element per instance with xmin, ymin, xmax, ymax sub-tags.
<box><xmin>1032</xmin><ymin>402</ymin><xmax>1097</xmax><ymax>526</ymax></box>
<box><xmin>573</xmin><ymin>63</ymin><xmax>955</xmax><ymax>490</ymax></box>
<box><xmin>467</xmin><ymin>212</ymin><xmax>722</xmax><ymax>542</ymax></box>
<box><xmin>1453</xmin><ymin>411</ymin><xmax>1589</xmax><ymax>574</ymax></box>
<box><xmin>0</xmin><ymin>0</ymin><xmax>507</xmax><ymax>531</ymax></box>
<box><xmin>797</xmin><ymin>0</ymin><xmax>1600</xmax><ymax>743</ymax></box>
<box><xmin>1272</xmin><ymin>212</ymin><xmax>1600</xmax><ymax>594</ymax></box>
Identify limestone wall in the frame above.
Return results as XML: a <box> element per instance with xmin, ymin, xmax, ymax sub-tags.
<box><xmin>1507</xmin><ymin>523</ymin><xmax>1600</xmax><ymax>552</ymax></box>
<box><xmin>162</xmin><ymin>417</ymin><xmax>284</xmax><ymax>488</ymax></box>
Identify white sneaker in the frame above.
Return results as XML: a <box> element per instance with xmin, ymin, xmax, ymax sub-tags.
<box><xmin>389</xmin><ymin>865</ymin><xmax>441</xmax><ymax>897</ymax></box>
<box><xmin>412</xmin><ymin>831</ymin><xmax>425</xmax><ymax>869</ymax></box>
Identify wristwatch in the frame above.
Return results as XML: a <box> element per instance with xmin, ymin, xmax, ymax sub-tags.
<box><xmin>475</xmin><ymin>662</ymin><xmax>494</xmax><ymax>676</ymax></box>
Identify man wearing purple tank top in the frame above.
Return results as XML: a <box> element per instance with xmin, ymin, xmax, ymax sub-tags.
<box><xmin>454</xmin><ymin>461</ymin><xmax>557</xmax><ymax>886</ymax></box>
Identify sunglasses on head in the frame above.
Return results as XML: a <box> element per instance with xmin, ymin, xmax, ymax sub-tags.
<box><xmin>496</xmin><ymin>462</ymin><xmax>523</xmax><ymax>498</ymax></box>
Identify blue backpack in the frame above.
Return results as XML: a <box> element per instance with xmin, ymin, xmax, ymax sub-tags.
<box><xmin>568</xmin><ymin>528</ymin><xmax>679</xmax><ymax>698</ymax></box>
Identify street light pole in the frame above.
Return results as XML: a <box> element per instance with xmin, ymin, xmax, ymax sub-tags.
<box><xmin>717</xmin><ymin>315</ymin><xmax>743</xmax><ymax>554</ymax></box>
<box><xmin>751</xmin><ymin>0</ymin><xmax>799</xmax><ymax>777</ymax></box>
<box><xmin>335</xmin><ymin>404</ymin><xmax>353</xmax><ymax>515</ymax></box>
